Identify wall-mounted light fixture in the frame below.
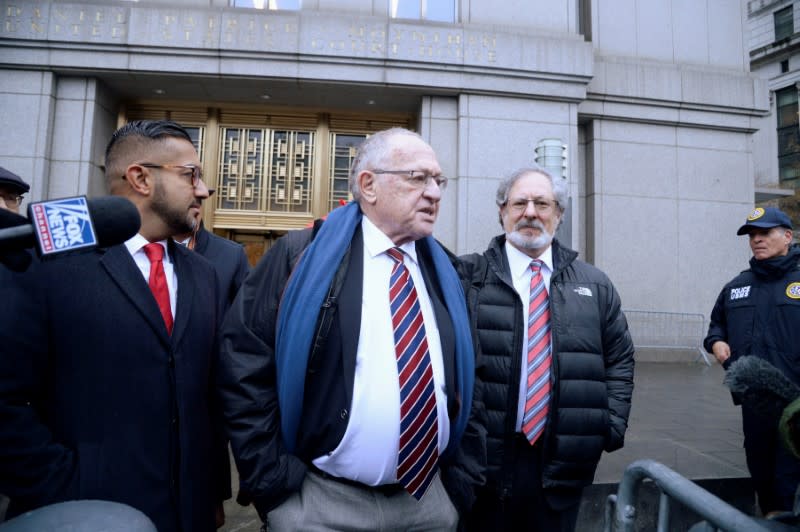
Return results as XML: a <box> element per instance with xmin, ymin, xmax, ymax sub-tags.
<box><xmin>534</xmin><ymin>138</ymin><xmax>567</xmax><ymax>180</ymax></box>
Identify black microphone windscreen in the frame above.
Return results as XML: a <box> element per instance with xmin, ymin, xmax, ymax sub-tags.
<box><xmin>0</xmin><ymin>196</ymin><xmax>140</xmax><ymax>257</ymax></box>
<box><xmin>86</xmin><ymin>196</ymin><xmax>141</xmax><ymax>247</ymax></box>
<box><xmin>724</xmin><ymin>356</ymin><xmax>800</xmax><ymax>417</ymax></box>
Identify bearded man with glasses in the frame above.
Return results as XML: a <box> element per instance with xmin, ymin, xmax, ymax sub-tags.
<box><xmin>458</xmin><ymin>167</ymin><xmax>635</xmax><ymax>531</ymax></box>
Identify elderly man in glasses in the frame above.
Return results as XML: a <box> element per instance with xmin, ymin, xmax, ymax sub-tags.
<box><xmin>218</xmin><ymin>127</ymin><xmax>485</xmax><ymax>530</ymax></box>
<box><xmin>459</xmin><ymin>167</ymin><xmax>635</xmax><ymax>531</ymax></box>
<box><xmin>0</xmin><ymin>167</ymin><xmax>29</xmax><ymax>214</ymax></box>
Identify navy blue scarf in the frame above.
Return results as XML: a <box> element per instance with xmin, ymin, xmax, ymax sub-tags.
<box><xmin>276</xmin><ymin>201</ymin><xmax>474</xmax><ymax>456</ymax></box>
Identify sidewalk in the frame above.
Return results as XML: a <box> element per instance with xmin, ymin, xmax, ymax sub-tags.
<box><xmin>220</xmin><ymin>361</ymin><xmax>749</xmax><ymax>531</ymax></box>
<box><xmin>595</xmin><ymin>361</ymin><xmax>747</xmax><ymax>484</ymax></box>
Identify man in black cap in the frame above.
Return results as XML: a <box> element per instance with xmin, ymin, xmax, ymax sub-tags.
<box><xmin>705</xmin><ymin>205</ymin><xmax>800</xmax><ymax>516</ymax></box>
<box><xmin>0</xmin><ymin>166</ymin><xmax>30</xmax><ymax>214</ymax></box>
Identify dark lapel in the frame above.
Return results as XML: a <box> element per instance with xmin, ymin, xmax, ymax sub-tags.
<box><xmin>338</xmin><ymin>226</ymin><xmax>363</xmax><ymax>399</ymax></box>
<box><xmin>169</xmin><ymin>239</ymin><xmax>196</xmax><ymax>346</ymax></box>
<box><xmin>192</xmin><ymin>223</ymin><xmax>210</xmax><ymax>256</ymax></box>
<box><xmin>100</xmin><ymin>244</ymin><xmax>171</xmax><ymax>347</ymax></box>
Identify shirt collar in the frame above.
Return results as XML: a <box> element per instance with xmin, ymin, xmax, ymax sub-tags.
<box><xmin>125</xmin><ymin>233</ymin><xmax>170</xmax><ymax>260</ymax></box>
<box><xmin>504</xmin><ymin>239</ymin><xmax>552</xmax><ymax>281</ymax></box>
<box><xmin>362</xmin><ymin>216</ymin><xmax>418</xmax><ymax>265</ymax></box>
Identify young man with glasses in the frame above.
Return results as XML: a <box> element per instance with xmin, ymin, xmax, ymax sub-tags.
<box><xmin>459</xmin><ymin>167</ymin><xmax>635</xmax><ymax>531</ymax></box>
<box><xmin>0</xmin><ymin>120</ymin><xmax>229</xmax><ymax>531</ymax></box>
<box><xmin>0</xmin><ymin>166</ymin><xmax>29</xmax><ymax>214</ymax></box>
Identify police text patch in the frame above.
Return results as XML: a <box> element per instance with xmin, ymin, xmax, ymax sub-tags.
<box><xmin>730</xmin><ymin>286</ymin><xmax>751</xmax><ymax>300</ymax></box>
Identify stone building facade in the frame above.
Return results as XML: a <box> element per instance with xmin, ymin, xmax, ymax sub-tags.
<box><xmin>0</xmin><ymin>0</ymin><xmax>766</xmax><ymax>316</ymax></box>
<box><xmin>748</xmin><ymin>1</ymin><xmax>799</xmax><ymax>206</ymax></box>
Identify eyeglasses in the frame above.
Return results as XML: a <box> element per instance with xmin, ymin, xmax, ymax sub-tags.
<box><xmin>0</xmin><ymin>191</ymin><xmax>23</xmax><ymax>207</ymax></box>
<box><xmin>137</xmin><ymin>163</ymin><xmax>203</xmax><ymax>188</ymax></box>
<box><xmin>506</xmin><ymin>198</ymin><xmax>558</xmax><ymax>214</ymax></box>
<box><xmin>372</xmin><ymin>170</ymin><xmax>448</xmax><ymax>191</ymax></box>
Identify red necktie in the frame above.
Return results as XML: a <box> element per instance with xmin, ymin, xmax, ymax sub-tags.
<box><xmin>522</xmin><ymin>259</ymin><xmax>551</xmax><ymax>445</ymax></box>
<box><xmin>387</xmin><ymin>247</ymin><xmax>439</xmax><ymax>500</ymax></box>
<box><xmin>143</xmin><ymin>243</ymin><xmax>173</xmax><ymax>335</ymax></box>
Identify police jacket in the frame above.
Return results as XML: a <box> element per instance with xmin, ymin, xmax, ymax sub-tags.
<box><xmin>459</xmin><ymin>235</ymin><xmax>635</xmax><ymax>496</ymax></box>
<box><xmin>704</xmin><ymin>245</ymin><xmax>800</xmax><ymax>386</ymax></box>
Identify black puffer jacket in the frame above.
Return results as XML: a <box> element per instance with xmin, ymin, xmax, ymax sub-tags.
<box><xmin>459</xmin><ymin>236</ymin><xmax>634</xmax><ymax>494</ymax></box>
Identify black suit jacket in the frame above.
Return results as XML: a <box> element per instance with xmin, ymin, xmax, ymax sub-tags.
<box><xmin>192</xmin><ymin>225</ymin><xmax>249</xmax><ymax>310</ymax></box>
<box><xmin>189</xmin><ymin>225</ymin><xmax>249</xmax><ymax>502</ymax></box>
<box><xmin>0</xmin><ymin>241</ymin><xmax>221</xmax><ymax>532</ymax></box>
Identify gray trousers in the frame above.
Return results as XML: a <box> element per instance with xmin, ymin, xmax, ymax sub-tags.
<box><xmin>267</xmin><ymin>470</ymin><xmax>458</xmax><ymax>532</ymax></box>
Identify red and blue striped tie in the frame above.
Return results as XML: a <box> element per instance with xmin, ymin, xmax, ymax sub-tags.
<box><xmin>387</xmin><ymin>247</ymin><xmax>439</xmax><ymax>500</ymax></box>
<box><xmin>522</xmin><ymin>259</ymin><xmax>551</xmax><ymax>445</ymax></box>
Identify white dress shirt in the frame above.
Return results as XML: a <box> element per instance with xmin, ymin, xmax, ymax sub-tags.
<box><xmin>504</xmin><ymin>240</ymin><xmax>553</xmax><ymax>432</ymax></box>
<box><xmin>124</xmin><ymin>234</ymin><xmax>177</xmax><ymax>320</ymax></box>
<box><xmin>312</xmin><ymin>216</ymin><xmax>451</xmax><ymax>484</ymax></box>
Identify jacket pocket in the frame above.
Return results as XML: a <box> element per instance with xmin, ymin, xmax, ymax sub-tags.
<box><xmin>723</xmin><ymin>297</ymin><xmax>755</xmax><ymax>359</ymax></box>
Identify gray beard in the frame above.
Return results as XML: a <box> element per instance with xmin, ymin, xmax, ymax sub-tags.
<box><xmin>506</xmin><ymin>220</ymin><xmax>553</xmax><ymax>250</ymax></box>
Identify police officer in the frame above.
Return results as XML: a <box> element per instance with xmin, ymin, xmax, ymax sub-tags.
<box><xmin>705</xmin><ymin>206</ymin><xmax>800</xmax><ymax>516</ymax></box>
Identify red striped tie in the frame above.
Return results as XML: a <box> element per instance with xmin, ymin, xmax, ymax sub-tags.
<box><xmin>522</xmin><ymin>259</ymin><xmax>551</xmax><ymax>445</ymax></box>
<box><xmin>143</xmin><ymin>243</ymin><xmax>173</xmax><ymax>335</ymax></box>
<box><xmin>387</xmin><ymin>247</ymin><xmax>439</xmax><ymax>500</ymax></box>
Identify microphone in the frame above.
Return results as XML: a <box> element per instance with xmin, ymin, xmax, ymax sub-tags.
<box><xmin>0</xmin><ymin>196</ymin><xmax>141</xmax><ymax>259</ymax></box>
<box><xmin>724</xmin><ymin>355</ymin><xmax>800</xmax><ymax>418</ymax></box>
<box><xmin>725</xmin><ymin>356</ymin><xmax>800</xmax><ymax>464</ymax></box>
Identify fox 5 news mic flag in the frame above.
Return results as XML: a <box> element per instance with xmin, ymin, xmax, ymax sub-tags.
<box><xmin>29</xmin><ymin>196</ymin><xmax>98</xmax><ymax>257</ymax></box>
<box><xmin>0</xmin><ymin>196</ymin><xmax>140</xmax><ymax>269</ymax></box>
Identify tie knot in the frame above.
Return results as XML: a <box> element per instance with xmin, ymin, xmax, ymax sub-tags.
<box><xmin>143</xmin><ymin>243</ymin><xmax>165</xmax><ymax>263</ymax></box>
<box><xmin>530</xmin><ymin>259</ymin><xmax>543</xmax><ymax>274</ymax></box>
<box><xmin>387</xmin><ymin>247</ymin><xmax>404</xmax><ymax>264</ymax></box>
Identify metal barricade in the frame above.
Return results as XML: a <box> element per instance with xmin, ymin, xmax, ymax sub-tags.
<box><xmin>604</xmin><ymin>459</ymin><xmax>770</xmax><ymax>532</ymax></box>
<box><xmin>623</xmin><ymin>310</ymin><xmax>711</xmax><ymax>366</ymax></box>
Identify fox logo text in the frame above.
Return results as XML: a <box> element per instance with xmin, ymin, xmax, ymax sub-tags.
<box><xmin>30</xmin><ymin>197</ymin><xmax>98</xmax><ymax>256</ymax></box>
